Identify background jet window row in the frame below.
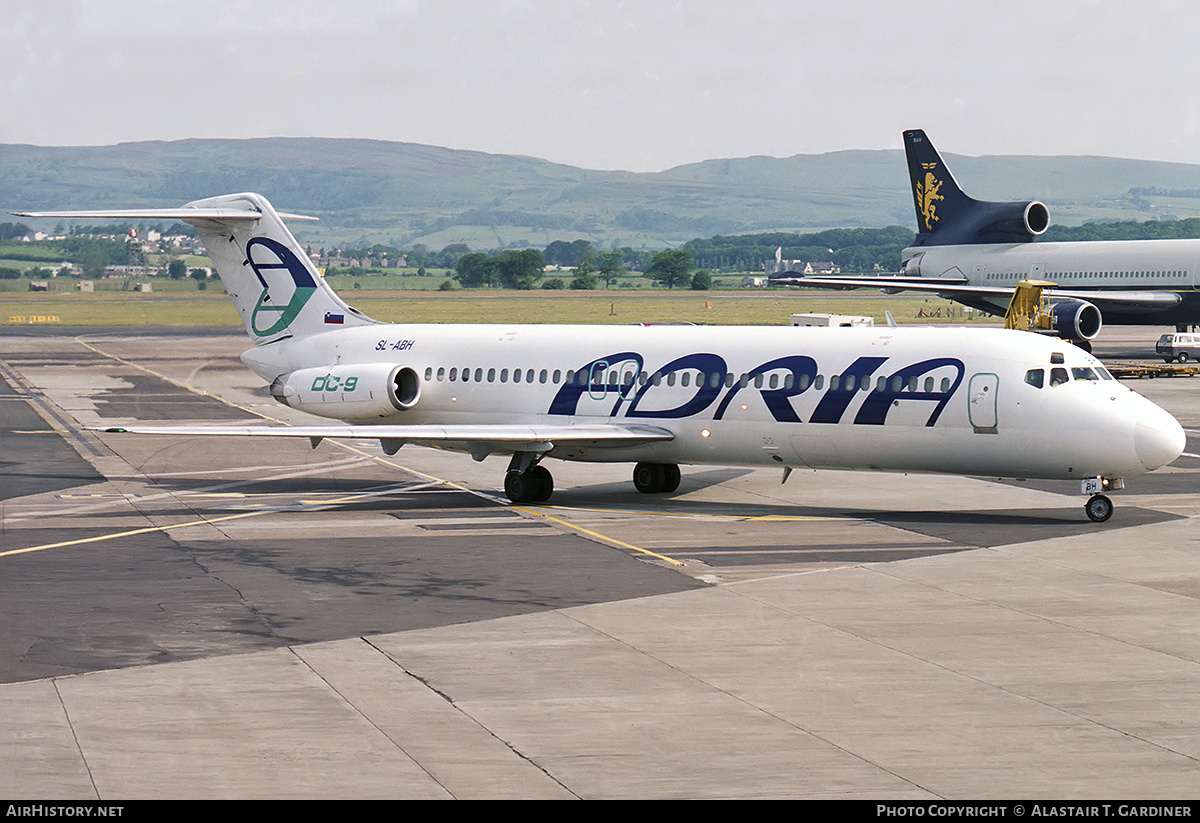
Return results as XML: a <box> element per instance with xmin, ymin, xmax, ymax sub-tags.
<box><xmin>987</xmin><ymin>270</ymin><xmax>1188</xmax><ymax>280</ymax></box>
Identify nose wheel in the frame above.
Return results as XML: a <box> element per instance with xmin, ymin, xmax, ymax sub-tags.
<box><xmin>1084</xmin><ymin>494</ymin><xmax>1113</xmax><ymax>523</ymax></box>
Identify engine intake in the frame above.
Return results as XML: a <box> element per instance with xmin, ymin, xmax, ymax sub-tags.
<box><xmin>1023</xmin><ymin>201</ymin><xmax>1050</xmax><ymax>235</ymax></box>
<box><xmin>1051</xmin><ymin>300</ymin><xmax>1102</xmax><ymax>342</ymax></box>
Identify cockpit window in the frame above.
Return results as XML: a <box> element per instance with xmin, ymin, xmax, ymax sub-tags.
<box><xmin>1024</xmin><ymin>368</ymin><xmax>1044</xmax><ymax>388</ymax></box>
<box><xmin>1097</xmin><ymin>367</ymin><xmax>1115</xmax><ymax>380</ymax></box>
<box><xmin>1049</xmin><ymin>367</ymin><xmax>1069</xmax><ymax>387</ymax></box>
<box><xmin>1071</xmin><ymin>367</ymin><xmax>1099</xmax><ymax>381</ymax></box>
<box><xmin>1051</xmin><ymin>352</ymin><xmax>1065</xmax><ymax>364</ymax></box>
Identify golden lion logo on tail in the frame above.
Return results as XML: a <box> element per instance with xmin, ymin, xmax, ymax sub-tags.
<box><xmin>916</xmin><ymin>162</ymin><xmax>943</xmax><ymax>232</ymax></box>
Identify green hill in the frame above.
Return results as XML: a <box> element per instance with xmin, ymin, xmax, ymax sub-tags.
<box><xmin>6</xmin><ymin>138</ymin><xmax>1200</xmax><ymax>249</ymax></box>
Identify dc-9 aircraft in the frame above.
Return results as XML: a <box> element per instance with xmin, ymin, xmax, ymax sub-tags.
<box><xmin>15</xmin><ymin>194</ymin><xmax>1185</xmax><ymax>521</ymax></box>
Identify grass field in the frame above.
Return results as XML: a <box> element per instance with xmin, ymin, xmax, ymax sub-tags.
<box><xmin>1</xmin><ymin>288</ymin><xmax>986</xmax><ymax>328</ymax></box>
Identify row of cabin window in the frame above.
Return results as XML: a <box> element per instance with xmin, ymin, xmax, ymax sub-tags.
<box><xmin>424</xmin><ymin>366</ymin><xmax>952</xmax><ymax>394</ymax></box>
<box><xmin>987</xmin><ymin>270</ymin><xmax>1189</xmax><ymax>280</ymax></box>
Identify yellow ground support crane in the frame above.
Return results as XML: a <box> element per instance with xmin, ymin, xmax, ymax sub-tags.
<box><xmin>1003</xmin><ymin>280</ymin><xmax>1058</xmax><ymax>333</ymax></box>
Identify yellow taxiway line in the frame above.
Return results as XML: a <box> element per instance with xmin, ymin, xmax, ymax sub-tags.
<box><xmin>0</xmin><ymin>510</ymin><xmax>268</xmax><ymax>558</ymax></box>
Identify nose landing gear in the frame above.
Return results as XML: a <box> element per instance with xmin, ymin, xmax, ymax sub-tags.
<box><xmin>1084</xmin><ymin>493</ymin><xmax>1113</xmax><ymax>523</ymax></box>
<box><xmin>1082</xmin><ymin>476</ymin><xmax>1122</xmax><ymax>522</ymax></box>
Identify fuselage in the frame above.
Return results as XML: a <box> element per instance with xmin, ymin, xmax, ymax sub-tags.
<box><xmin>906</xmin><ymin>238</ymin><xmax>1200</xmax><ymax>324</ymax></box>
<box><xmin>243</xmin><ymin>323</ymin><xmax>1184</xmax><ymax>482</ymax></box>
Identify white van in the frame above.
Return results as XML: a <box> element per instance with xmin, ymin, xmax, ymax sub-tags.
<box><xmin>1156</xmin><ymin>332</ymin><xmax>1200</xmax><ymax>363</ymax></box>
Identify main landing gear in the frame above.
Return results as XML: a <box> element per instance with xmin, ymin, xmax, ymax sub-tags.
<box><xmin>501</xmin><ymin>458</ymin><xmax>684</xmax><ymax>503</ymax></box>
<box><xmin>632</xmin><ymin>462</ymin><xmax>681</xmax><ymax>494</ymax></box>
<box><xmin>504</xmin><ymin>464</ymin><xmax>553</xmax><ymax>504</ymax></box>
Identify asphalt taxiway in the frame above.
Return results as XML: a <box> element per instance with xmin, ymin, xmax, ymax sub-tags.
<box><xmin>0</xmin><ymin>325</ymin><xmax>1197</xmax><ymax>798</ymax></box>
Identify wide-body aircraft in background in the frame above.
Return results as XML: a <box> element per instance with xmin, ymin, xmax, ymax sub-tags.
<box><xmin>774</xmin><ymin>129</ymin><xmax>1200</xmax><ymax>350</ymax></box>
<box><xmin>15</xmin><ymin>193</ymin><xmax>1185</xmax><ymax>521</ymax></box>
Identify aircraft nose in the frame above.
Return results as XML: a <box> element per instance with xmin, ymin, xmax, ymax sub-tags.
<box><xmin>1134</xmin><ymin>405</ymin><xmax>1186</xmax><ymax>471</ymax></box>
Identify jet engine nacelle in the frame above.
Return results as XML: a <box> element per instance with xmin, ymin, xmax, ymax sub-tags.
<box><xmin>270</xmin><ymin>363</ymin><xmax>421</xmax><ymax>420</ymax></box>
<box><xmin>964</xmin><ymin>200</ymin><xmax>1051</xmax><ymax>244</ymax></box>
<box><xmin>1018</xmin><ymin>201</ymin><xmax>1050</xmax><ymax>236</ymax></box>
<box><xmin>1051</xmin><ymin>300</ymin><xmax>1103</xmax><ymax>343</ymax></box>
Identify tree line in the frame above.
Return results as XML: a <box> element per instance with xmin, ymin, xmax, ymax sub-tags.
<box><xmin>450</xmin><ymin>246</ymin><xmax>713</xmax><ymax>291</ymax></box>
<box><xmin>16</xmin><ymin>214</ymin><xmax>1200</xmax><ymax>288</ymax></box>
<box><xmin>1040</xmin><ymin>217</ymin><xmax>1200</xmax><ymax>242</ymax></box>
<box><xmin>682</xmin><ymin>227</ymin><xmax>916</xmax><ymax>273</ymax></box>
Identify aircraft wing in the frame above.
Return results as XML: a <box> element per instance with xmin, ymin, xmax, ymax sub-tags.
<box><xmin>772</xmin><ymin>274</ymin><xmax>1183</xmax><ymax>314</ymax></box>
<box><xmin>770</xmin><ymin>273</ymin><xmax>965</xmax><ymax>292</ymax></box>
<box><xmin>95</xmin><ymin>422</ymin><xmax>675</xmax><ymax>454</ymax></box>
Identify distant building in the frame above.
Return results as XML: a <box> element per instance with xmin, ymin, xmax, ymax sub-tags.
<box><xmin>107</xmin><ymin>265</ymin><xmax>159</xmax><ymax>278</ymax></box>
<box><xmin>776</xmin><ymin>259</ymin><xmax>841</xmax><ymax>275</ymax></box>
<box><xmin>771</xmin><ymin>246</ymin><xmax>841</xmax><ymax>275</ymax></box>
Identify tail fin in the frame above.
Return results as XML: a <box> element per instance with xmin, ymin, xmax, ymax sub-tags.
<box><xmin>182</xmin><ymin>193</ymin><xmax>377</xmax><ymax>343</ymax></box>
<box><xmin>903</xmin><ymin>129</ymin><xmax>1049</xmax><ymax>247</ymax></box>
<box><xmin>13</xmin><ymin>192</ymin><xmax>378</xmax><ymax>344</ymax></box>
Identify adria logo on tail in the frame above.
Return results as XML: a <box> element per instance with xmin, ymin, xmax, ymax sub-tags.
<box><xmin>246</xmin><ymin>237</ymin><xmax>318</xmax><ymax>336</ymax></box>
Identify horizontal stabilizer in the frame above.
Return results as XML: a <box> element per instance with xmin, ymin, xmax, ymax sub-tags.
<box><xmin>16</xmin><ymin>193</ymin><xmax>371</xmax><ymax>344</ymax></box>
<box><xmin>12</xmin><ymin>208</ymin><xmax>317</xmax><ymax>222</ymax></box>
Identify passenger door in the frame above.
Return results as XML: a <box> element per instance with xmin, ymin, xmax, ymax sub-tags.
<box><xmin>968</xmin><ymin>373</ymin><xmax>998</xmax><ymax>434</ymax></box>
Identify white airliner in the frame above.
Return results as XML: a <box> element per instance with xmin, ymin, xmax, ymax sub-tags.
<box><xmin>775</xmin><ymin>129</ymin><xmax>1200</xmax><ymax>349</ymax></box>
<box><xmin>15</xmin><ymin>193</ymin><xmax>1186</xmax><ymax>521</ymax></box>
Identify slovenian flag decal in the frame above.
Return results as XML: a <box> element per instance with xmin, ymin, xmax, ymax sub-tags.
<box><xmin>324</xmin><ymin>312</ymin><xmax>344</xmax><ymax>324</ymax></box>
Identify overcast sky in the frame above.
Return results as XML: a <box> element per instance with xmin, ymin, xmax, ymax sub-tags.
<box><xmin>4</xmin><ymin>0</ymin><xmax>1199</xmax><ymax>172</ymax></box>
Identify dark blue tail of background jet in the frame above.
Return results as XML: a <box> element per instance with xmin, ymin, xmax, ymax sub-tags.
<box><xmin>904</xmin><ymin>129</ymin><xmax>1049</xmax><ymax>246</ymax></box>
